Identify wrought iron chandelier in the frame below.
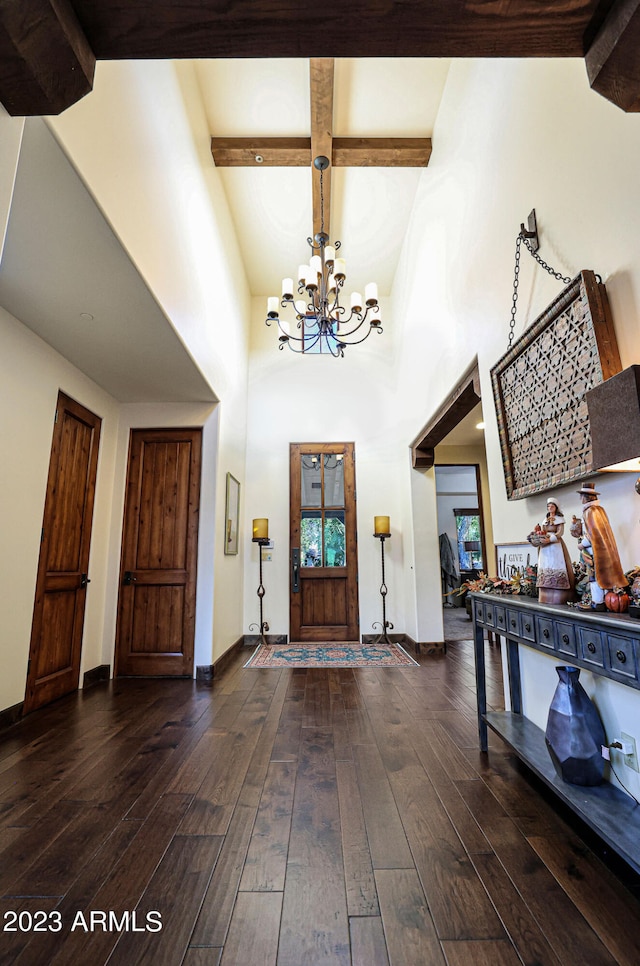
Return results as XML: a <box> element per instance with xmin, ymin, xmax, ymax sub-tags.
<box><xmin>265</xmin><ymin>155</ymin><xmax>384</xmax><ymax>357</ymax></box>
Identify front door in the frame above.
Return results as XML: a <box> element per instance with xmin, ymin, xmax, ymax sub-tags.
<box><xmin>289</xmin><ymin>442</ymin><xmax>359</xmax><ymax>641</ymax></box>
<box><xmin>114</xmin><ymin>428</ymin><xmax>202</xmax><ymax>677</ymax></box>
<box><xmin>24</xmin><ymin>392</ymin><xmax>102</xmax><ymax>714</ymax></box>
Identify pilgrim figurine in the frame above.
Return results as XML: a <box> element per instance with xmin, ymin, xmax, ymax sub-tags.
<box><xmin>533</xmin><ymin>499</ymin><xmax>575</xmax><ymax>604</ymax></box>
<box><xmin>573</xmin><ymin>482</ymin><xmax>626</xmax><ymax>611</ymax></box>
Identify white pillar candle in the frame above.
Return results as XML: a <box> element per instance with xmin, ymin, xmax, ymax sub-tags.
<box><xmin>310</xmin><ymin>255</ymin><xmax>322</xmax><ymax>276</ymax></box>
<box><xmin>324</xmin><ymin>246</ymin><xmax>335</xmax><ymax>265</ymax></box>
<box><xmin>281</xmin><ymin>278</ymin><xmax>294</xmax><ymax>299</ymax></box>
<box><xmin>298</xmin><ymin>264</ymin><xmax>308</xmax><ymax>286</ymax></box>
<box><xmin>294</xmin><ymin>300</ymin><xmax>307</xmax><ymax>316</ymax></box>
<box><xmin>267</xmin><ymin>296</ymin><xmax>279</xmax><ymax>317</ymax></box>
<box><xmin>334</xmin><ymin>258</ymin><xmax>346</xmax><ymax>279</ymax></box>
<box><xmin>365</xmin><ymin>282</ymin><xmax>378</xmax><ymax>305</ymax></box>
<box><xmin>350</xmin><ymin>291</ymin><xmax>362</xmax><ymax>312</ymax></box>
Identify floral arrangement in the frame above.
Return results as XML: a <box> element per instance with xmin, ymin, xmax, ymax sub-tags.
<box><xmin>459</xmin><ymin>564</ymin><xmax>538</xmax><ymax>597</ymax></box>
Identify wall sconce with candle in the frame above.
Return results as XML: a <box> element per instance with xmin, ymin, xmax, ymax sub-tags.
<box><xmin>372</xmin><ymin>516</ymin><xmax>394</xmax><ymax>644</ymax></box>
<box><xmin>250</xmin><ymin>518</ymin><xmax>270</xmax><ymax>645</ymax></box>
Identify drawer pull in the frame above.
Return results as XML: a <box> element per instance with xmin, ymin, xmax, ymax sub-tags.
<box><xmin>498</xmin><ymin>616</ymin><xmax>504</xmax><ymax>624</ymax></box>
<box><xmin>587</xmin><ymin>641</ymin><xmax>596</xmax><ymax>654</ymax></box>
<box><xmin>543</xmin><ymin>629</ymin><xmax>550</xmax><ymax>639</ymax></box>
<box><xmin>562</xmin><ymin>634</ymin><xmax>570</xmax><ymax>644</ymax></box>
<box><xmin>524</xmin><ymin>622</ymin><xmax>531</xmax><ymax>632</ymax></box>
<box><xmin>616</xmin><ymin>650</ymin><xmax>627</xmax><ymax>664</ymax></box>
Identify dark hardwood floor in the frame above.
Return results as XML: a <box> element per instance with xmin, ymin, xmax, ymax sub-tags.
<box><xmin>1</xmin><ymin>633</ymin><xmax>640</xmax><ymax>965</ymax></box>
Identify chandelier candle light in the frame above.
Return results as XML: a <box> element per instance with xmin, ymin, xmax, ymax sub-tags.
<box><xmin>250</xmin><ymin>518</ymin><xmax>270</xmax><ymax>646</ymax></box>
<box><xmin>266</xmin><ymin>156</ymin><xmax>384</xmax><ymax>357</ymax></box>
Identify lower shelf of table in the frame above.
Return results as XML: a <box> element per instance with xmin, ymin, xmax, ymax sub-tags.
<box><xmin>484</xmin><ymin>710</ymin><xmax>640</xmax><ymax>875</ymax></box>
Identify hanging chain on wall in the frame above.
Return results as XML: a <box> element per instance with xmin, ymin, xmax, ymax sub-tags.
<box><xmin>508</xmin><ymin>210</ymin><xmax>572</xmax><ymax>349</ymax></box>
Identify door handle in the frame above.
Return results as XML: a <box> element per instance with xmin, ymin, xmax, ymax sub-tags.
<box><xmin>80</xmin><ymin>573</ymin><xmax>91</xmax><ymax>588</ymax></box>
<box><xmin>291</xmin><ymin>548</ymin><xmax>300</xmax><ymax>593</ymax></box>
<box><xmin>123</xmin><ymin>571</ymin><xmax>137</xmax><ymax>585</ymax></box>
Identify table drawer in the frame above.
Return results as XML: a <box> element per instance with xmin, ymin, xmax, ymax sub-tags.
<box><xmin>536</xmin><ymin>616</ymin><xmax>555</xmax><ymax>651</ymax></box>
<box><xmin>520</xmin><ymin>612</ymin><xmax>536</xmax><ymax>642</ymax></box>
<box><xmin>578</xmin><ymin>627</ymin><xmax>605</xmax><ymax>668</ymax></box>
<box><xmin>484</xmin><ymin>601</ymin><xmax>497</xmax><ymax>627</ymax></box>
<box><xmin>493</xmin><ymin>605</ymin><xmax>507</xmax><ymax>634</ymax></box>
<box><xmin>506</xmin><ymin>608</ymin><xmax>520</xmax><ymax>637</ymax></box>
<box><xmin>607</xmin><ymin>635</ymin><xmax>638</xmax><ymax>681</ymax></box>
<box><xmin>555</xmin><ymin>620</ymin><xmax>578</xmax><ymax>657</ymax></box>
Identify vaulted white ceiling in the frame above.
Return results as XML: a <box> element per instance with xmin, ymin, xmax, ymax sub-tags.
<box><xmin>195</xmin><ymin>58</ymin><xmax>451</xmax><ymax>296</ymax></box>
<box><xmin>0</xmin><ymin>58</ymin><xmax>451</xmax><ymax>401</ymax></box>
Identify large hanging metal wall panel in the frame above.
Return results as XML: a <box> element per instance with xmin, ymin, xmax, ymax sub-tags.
<box><xmin>491</xmin><ymin>270</ymin><xmax>621</xmax><ymax>500</ymax></box>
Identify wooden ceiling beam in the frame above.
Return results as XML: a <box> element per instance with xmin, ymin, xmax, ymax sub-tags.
<box><xmin>310</xmin><ymin>58</ymin><xmax>334</xmax><ymax>245</ymax></box>
<box><xmin>211</xmin><ymin>136</ymin><xmax>432</xmax><ymax>168</ymax></box>
<box><xmin>332</xmin><ymin>138</ymin><xmax>432</xmax><ymax>167</ymax></box>
<box><xmin>586</xmin><ymin>0</ymin><xmax>640</xmax><ymax>112</ymax></box>
<box><xmin>211</xmin><ymin>137</ymin><xmax>311</xmax><ymax>167</ymax></box>
<box><xmin>0</xmin><ymin>0</ymin><xmax>95</xmax><ymax>116</ymax></box>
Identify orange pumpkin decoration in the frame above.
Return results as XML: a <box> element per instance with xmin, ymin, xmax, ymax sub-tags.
<box><xmin>605</xmin><ymin>590</ymin><xmax>630</xmax><ymax>613</ymax></box>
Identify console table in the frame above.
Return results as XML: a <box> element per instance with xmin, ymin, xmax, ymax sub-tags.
<box><xmin>471</xmin><ymin>592</ymin><xmax>640</xmax><ymax>874</ymax></box>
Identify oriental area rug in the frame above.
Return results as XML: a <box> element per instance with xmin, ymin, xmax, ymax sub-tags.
<box><xmin>244</xmin><ymin>641</ymin><xmax>419</xmax><ymax>669</ymax></box>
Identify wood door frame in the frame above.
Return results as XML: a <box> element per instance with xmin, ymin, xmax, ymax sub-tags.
<box><xmin>24</xmin><ymin>391</ymin><xmax>102</xmax><ymax>714</ymax></box>
<box><xmin>289</xmin><ymin>441</ymin><xmax>359</xmax><ymax>641</ymax></box>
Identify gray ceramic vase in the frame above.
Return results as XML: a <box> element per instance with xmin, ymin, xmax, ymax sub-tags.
<box><xmin>545</xmin><ymin>665</ymin><xmax>606</xmax><ymax>786</ymax></box>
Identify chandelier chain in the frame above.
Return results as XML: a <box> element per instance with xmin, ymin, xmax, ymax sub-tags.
<box><xmin>508</xmin><ymin>230</ymin><xmax>572</xmax><ymax>349</ymax></box>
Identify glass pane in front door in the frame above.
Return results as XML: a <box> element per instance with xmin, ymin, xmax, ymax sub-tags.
<box><xmin>301</xmin><ymin>454</ymin><xmax>322</xmax><ymax>507</ymax></box>
<box><xmin>301</xmin><ymin>510</ymin><xmax>322</xmax><ymax>567</ymax></box>
<box><xmin>324</xmin><ymin>510</ymin><xmax>345</xmax><ymax>567</ymax></box>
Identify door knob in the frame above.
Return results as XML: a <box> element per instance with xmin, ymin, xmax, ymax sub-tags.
<box><xmin>80</xmin><ymin>573</ymin><xmax>91</xmax><ymax>588</ymax></box>
<box><xmin>123</xmin><ymin>571</ymin><xmax>137</xmax><ymax>585</ymax></box>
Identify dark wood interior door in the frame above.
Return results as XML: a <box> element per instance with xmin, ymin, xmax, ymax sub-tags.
<box><xmin>115</xmin><ymin>428</ymin><xmax>202</xmax><ymax>677</ymax></box>
<box><xmin>290</xmin><ymin>442</ymin><xmax>359</xmax><ymax>642</ymax></box>
<box><xmin>24</xmin><ymin>392</ymin><xmax>102</xmax><ymax>714</ymax></box>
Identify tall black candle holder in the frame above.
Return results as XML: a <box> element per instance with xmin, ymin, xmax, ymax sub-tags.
<box><xmin>249</xmin><ymin>537</ymin><xmax>270</xmax><ymax>646</ymax></box>
<box><xmin>372</xmin><ymin>531</ymin><xmax>394</xmax><ymax>645</ymax></box>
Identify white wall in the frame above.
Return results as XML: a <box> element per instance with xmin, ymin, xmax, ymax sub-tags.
<box><xmin>0</xmin><ymin>308</ymin><xmax>121</xmax><ymax>711</ymax></box>
<box><xmin>392</xmin><ymin>57</ymin><xmax>640</xmax><ymax>796</ymax></box>
<box><xmin>243</xmin><ymin>294</ymin><xmax>418</xmax><ymax>642</ymax></box>
<box><xmin>0</xmin><ymin>109</ymin><xmax>23</xmax><ymax>262</ymax></box>
<box><xmin>48</xmin><ymin>60</ymin><xmax>252</xmax><ymax>663</ymax></box>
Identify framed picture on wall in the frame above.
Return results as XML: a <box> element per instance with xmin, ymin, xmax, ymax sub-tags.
<box><xmin>495</xmin><ymin>542</ymin><xmax>536</xmax><ymax>580</ymax></box>
<box><xmin>225</xmin><ymin>473</ymin><xmax>240</xmax><ymax>555</ymax></box>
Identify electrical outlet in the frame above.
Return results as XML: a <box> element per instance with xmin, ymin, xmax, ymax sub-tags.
<box><xmin>621</xmin><ymin>732</ymin><xmax>639</xmax><ymax>772</ymax></box>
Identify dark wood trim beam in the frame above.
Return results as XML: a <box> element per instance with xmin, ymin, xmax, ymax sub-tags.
<box><xmin>586</xmin><ymin>0</ymin><xmax>640</xmax><ymax>112</ymax></box>
<box><xmin>211</xmin><ymin>137</ymin><xmax>311</xmax><ymax>167</ymax></box>
<box><xmin>69</xmin><ymin>1</ymin><xmax>603</xmax><ymax>60</ymax></box>
<box><xmin>332</xmin><ymin>138</ymin><xmax>432</xmax><ymax>167</ymax></box>
<box><xmin>411</xmin><ymin>362</ymin><xmax>481</xmax><ymax>469</ymax></box>
<box><xmin>0</xmin><ymin>0</ymin><xmax>95</xmax><ymax>116</ymax></box>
